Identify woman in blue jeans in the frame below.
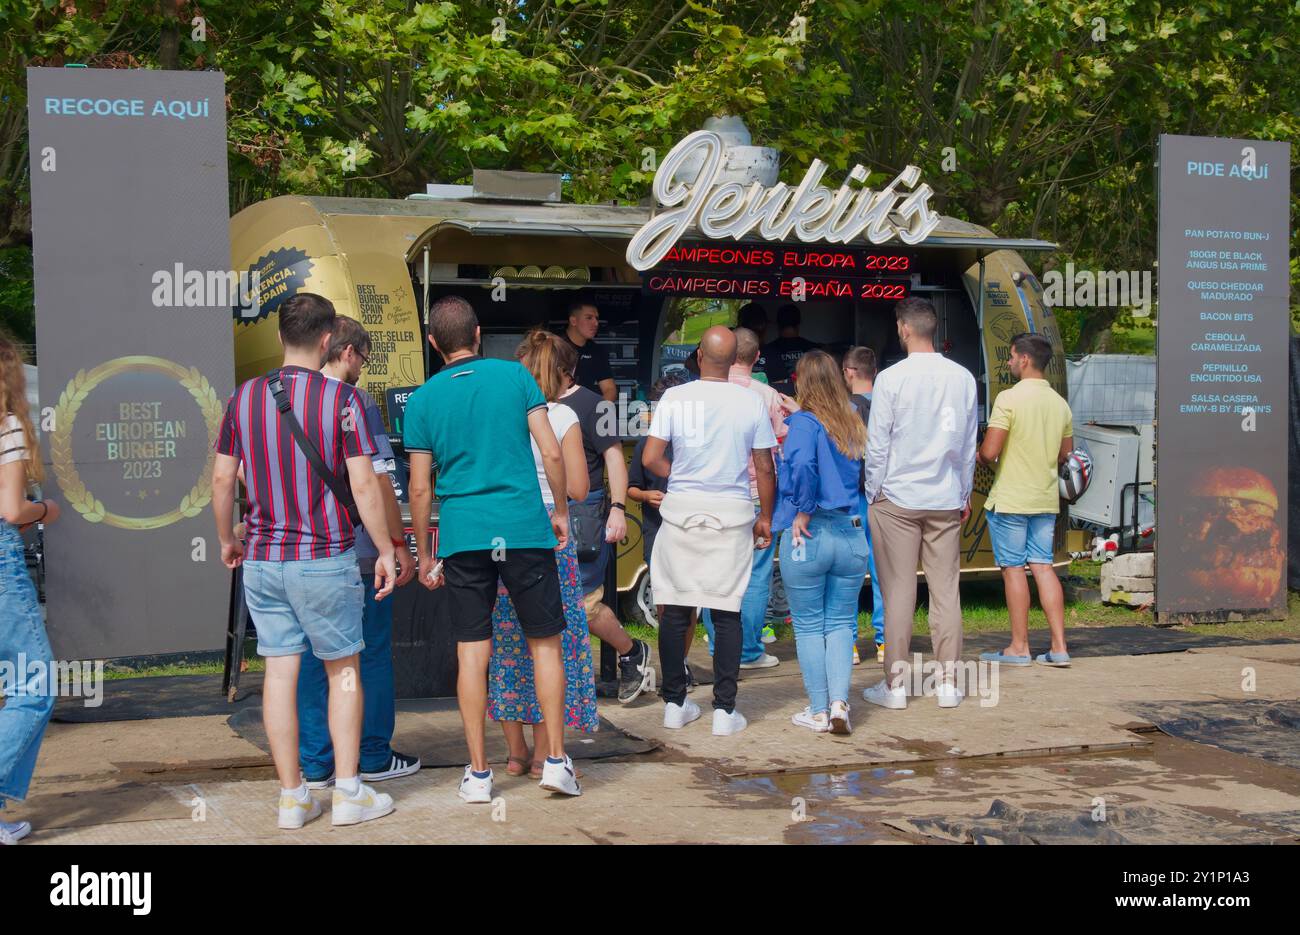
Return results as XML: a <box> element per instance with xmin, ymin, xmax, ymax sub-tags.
<box><xmin>0</xmin><ymin>338</ymin><xmax>61</xmax><ymax>844</ymax></box>
<box><xmin>774</xmin><ymin>351</ymin><xmax>868</xmax><ymax>735</ymax></box>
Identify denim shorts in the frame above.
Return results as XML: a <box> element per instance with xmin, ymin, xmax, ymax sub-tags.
<box><xmin>243</xmin><ymin>550</ymin><xmax>365</xmax><ymax>660</ymax></box>
<box><xmin>984</xmin><ymin>510</ymin><xmax>1056</xmax><ymax>568</ymax></box>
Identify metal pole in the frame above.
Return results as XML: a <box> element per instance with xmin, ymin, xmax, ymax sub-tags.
<box><xmin>977</xmin><ymin>256</ymin><xmax>988</xmax><ymax>423</ymax></box>
<box><xmin>421</xmin><ymin>245</ymin><xmax>431</xmax><ymax>379</ymax></box>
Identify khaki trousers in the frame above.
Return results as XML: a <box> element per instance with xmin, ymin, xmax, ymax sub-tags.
<box><xmin>867</xmin><ymin>497</ymin><xmax>963</xmax><ymax>689</ymax></box>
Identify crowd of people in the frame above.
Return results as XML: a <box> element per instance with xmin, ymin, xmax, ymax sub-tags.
<box><xmin>0</xmin><ymin>288</ymin><xmax>1075</xmax><ymax>839</ymax></box>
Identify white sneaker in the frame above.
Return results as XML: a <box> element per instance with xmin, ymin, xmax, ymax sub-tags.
<box><xmin>712</xmin><ymin>707</ymin><xmax>748</xmax><ymax>736</ymax></box>
<box><xmin>457</xmin><ymin>766</ymin><xmax>494</xmax><ymax>804</ymax></box>
<box><xmin>663</xmin><ymin>698</ymin><xmax>702</xmax><ymax>729</ymax></box>
<box><xmin>277</xmin><ymin>790</ymin><xmax>323</xmax><ymax>830</ymax></box>
<box><xmin>332</xmin><ymin>781</ymin><xmax>395</xmax><ymax>825</ymax></box>
<box><xmin>936</xmin><ymin>682</ymin><xmax>964</xmax><ymax>708</ymax></box>
<box><xmin>740</xmin><ymin>653</ymin><xmax>780</xmax><ymax>670</ymax></box>
<box><xmin>829</xmin><ymin>700</ymin><xmax>852</xmax><ymax>735</ymax></box>
<box><xmin>538</xmin><ymin>755</ymin><xmax>582</xmax><ymax>796</ymax></box>
<box><xmin>791</xmin><ymin>707</ymin><xmax>829</xmax><ymax>732</ymax></box>
<box><xmin>0</xmin><ymin>819</ymin><xmax>33</xmax><ymax>844</ymax></box>
<box><xmin>862</xmin><ymin>679</ymin><xmax>908</xmax><ymax>709</ymax></box>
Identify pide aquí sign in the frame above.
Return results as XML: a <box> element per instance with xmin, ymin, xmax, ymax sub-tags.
<box><xmin>1156</xmin><ymin>134</ymin><xmax>1291</xmax><ymax>620</ymax></box>
<box><xmin>627</xmin><ymin>130</ymin><xmax>942</xmax><ymax>271</ymax></box>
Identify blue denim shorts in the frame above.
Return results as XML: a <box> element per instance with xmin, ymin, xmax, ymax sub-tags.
<box><xmin>243</xmin><ymin>550</ymin><xmax>365</xmax><ymax>660</ymax></box>
<box><xmin>985</xmin><ymin>511</ymin><xmax>1056</xmax><ymax>568</ymax></box>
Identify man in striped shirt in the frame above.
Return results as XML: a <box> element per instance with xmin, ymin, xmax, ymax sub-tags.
<box><xmin>212</xmin><ymin>292</ymin><xmax>398</xmax><ymax>830</ymax></box>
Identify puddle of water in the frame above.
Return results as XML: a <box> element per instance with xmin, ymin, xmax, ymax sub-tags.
<box><xmin>714</xmin><ymin>734</ymin><xmax>1300</xmax><ymax>844</ymax></box>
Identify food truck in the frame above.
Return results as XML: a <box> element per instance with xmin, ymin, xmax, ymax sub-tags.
<box><xmin>230</xmin><ymin>127</ymin><xmax>1065</xmax><ymax>629</ymax></box>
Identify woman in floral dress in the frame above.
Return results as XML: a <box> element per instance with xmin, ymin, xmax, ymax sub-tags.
<box><xmin>489</xmin><ymin>331</ymin><xmax>599</xmax><ymax>776</ymax></box>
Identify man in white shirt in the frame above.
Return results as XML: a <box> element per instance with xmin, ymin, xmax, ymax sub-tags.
<box><xmin>698</xmin><ymin>327</ymin><xmax>788</xmax><ymax>670</ymax></box>
<box><xmin>642</xmin><ymin>327</ymin><xmax>777</xmax><ymax>736</ymax></box>
<box><xmin>862</xmin><ymin>297</ymin><xmax>978</xmax><ymax>710</ymax></box>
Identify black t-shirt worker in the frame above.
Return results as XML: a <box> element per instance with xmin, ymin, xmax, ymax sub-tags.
<box><xmin>561</xmin><ymin>299</ymin><xmax>617</xmax><ymax>402</ymax></box>
<box><xmin>760</xmin><ymin>303</ymin><xmax>820</xmax><ymax>395</ymax></box>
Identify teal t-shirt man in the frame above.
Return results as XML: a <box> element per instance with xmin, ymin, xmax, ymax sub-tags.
<box><xmin>403</xmin><ymin>356</ymin><xmax>555</xmax><ymax>557</ymax></box>
<box><xmin>405</xmin><ymin>294</ymin><xmax>580</xmax><ymax>801</ymax></box>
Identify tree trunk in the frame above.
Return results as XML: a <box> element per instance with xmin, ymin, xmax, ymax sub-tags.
<box><xmin>159</xmin><ymin>2</ymin><xmax>180</xmax><ymax>70</ymax></box>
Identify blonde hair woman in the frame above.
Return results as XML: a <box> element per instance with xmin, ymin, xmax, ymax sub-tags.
<box><xmin>0</xmin><ymin>337</ymin><xmax>61</xmax><ymax>844</ymax></box>
<box><xmin>773</xmin><ymin>350</ymin><xmax>868</xmax><ymax>735</ymax></box>
<box><xmin>488</xmin><ymin>330</ymin><xmax>599</xmax><ymax>779</ymax></box>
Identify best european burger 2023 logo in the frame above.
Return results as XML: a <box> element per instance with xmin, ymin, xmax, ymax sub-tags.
<box><xmin>49</xmin><ymin>356</ymin><xmax>225</xmax><ymax>531</ymax></box>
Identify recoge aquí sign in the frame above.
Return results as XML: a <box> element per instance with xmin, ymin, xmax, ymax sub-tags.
<box><xmin>28</xmin><ymin>67</ymin><xmax>235</xmax><ymax>658</ymax></box>
<box><xmin>627</xmin><ymin>130</ymin><xmax>942</xmax><ymax>271</ymax></box>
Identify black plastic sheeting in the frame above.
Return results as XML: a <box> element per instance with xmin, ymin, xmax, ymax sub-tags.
<box><xmin>226</xmin><ymin>699</ymin><xmax>654</xmax><ymax>768</ymax></box>
<box><xmin>1289</xmin><ymin>336</ymin><xmax>1300</xmax><ymax>591</ymax></box>
<box><xmin>51</xmin><ymin>672</ymin><xmax>263</xmax><ymax>723</ymax></box>
<box><xmin>49</xmin><ymin>629</ymin><xmax>1297</xmax><ymax>723</ymax></box>
<box><xmin>954</xmin><ymin>626</ymin><xmax>1293</xmax><ymax>658</ymax></box>
<box><xmin>1129</xmin><ymin>698</ymin><xmax>1300</xmax><ymax>771</ymax></box>
<box><xmin>883</xmin><ymin>798</ymin><xmax>1290</xmax><ymax>844</ymax></box>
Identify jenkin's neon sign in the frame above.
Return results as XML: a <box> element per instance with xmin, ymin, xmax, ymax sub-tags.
<box><xmin>627</xmin><ymin>130</ymin><xmax>942</xmax><ymax>272</ymax></box>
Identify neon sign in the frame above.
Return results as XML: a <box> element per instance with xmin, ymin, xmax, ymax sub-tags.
<box><xmin>627</xmin><ymin>131</ymin><xmax>942</xmax><ymax>271</ymax></box>
<box><xmin>643</xmin><ymin>274</ymin><xmax>909</xmax><ymax>301</ymax></box>
<box><xmin>659</xmin><ymin>244</ymin><xmax>912</xmax><ymax>273</ymax></box>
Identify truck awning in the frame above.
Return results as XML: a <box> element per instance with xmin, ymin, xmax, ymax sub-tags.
<box><xmin>412</xmin><ymin>219</ymin><xmax>1057</xmax><ymax>256</ymax></box>
<box><xmin>914</xmin><ymin>235</ymin><xmax>1057</xmax><ymax>253</ymax></box>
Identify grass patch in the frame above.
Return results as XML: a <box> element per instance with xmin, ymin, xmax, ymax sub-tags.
<box><xmin>102</xmin><ymin>658</ymin><xmax>265</xmax><ymax>681</ymax></box>
<box><xmin>99</xmin><ymin>640</ymin><xmax>264</xmax><ymax>681</ymax></box>
<box><xmin>1068</xmin><ymin>560</ymin><xmax>1103</xmax><ymax>585</ymax></box>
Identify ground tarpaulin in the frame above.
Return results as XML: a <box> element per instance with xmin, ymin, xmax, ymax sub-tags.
<box><xmin>882</xmin><ymin>798</ymin><xmax>1285</xmax><ymax>844</ymax></box>
<box><xmin>51</xmin><ymin>672</ymin><xmax>263</xmax><ymax>723</ymax></box>
<box><xmin>953</xmin><ymin>625</ymin><xmax>1287</xmax><ymax>658</ymax></box>
<box><xmin>1127</xmin><ymin>699</ymin><xmax>1300</xmax><ymax>770</ymax></box>
<box><xmin>46</xmin><ymin>628</ymin><xmax>1298</xmax><ymax>724</ymax></box>
<box><xmin>227</xmin><ymin>697</ymin><xmax>656</xmax><ymax>768</ymax></box>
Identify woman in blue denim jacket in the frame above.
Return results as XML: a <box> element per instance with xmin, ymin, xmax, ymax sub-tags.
<box><xmin>0</xmin><ymin>338</ymin><xmax>60</xmax><ymax>845</ymax></box>
<box><xmin>774</xmin><ymin>351</ymin><xmax>868</xmax><ymax>735</ymax></box>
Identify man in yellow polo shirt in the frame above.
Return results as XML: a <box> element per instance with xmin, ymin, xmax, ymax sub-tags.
<box><xmin>977</xmin><ymin>333</ymin><xmax>1074</xmax><ymax>668</ymax></box>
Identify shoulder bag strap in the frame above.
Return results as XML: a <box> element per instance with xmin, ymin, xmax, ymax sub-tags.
<box><xmin>267</xmin><ymin>370</ymin><xmax>360</xmax><ymax>528</ymax></box>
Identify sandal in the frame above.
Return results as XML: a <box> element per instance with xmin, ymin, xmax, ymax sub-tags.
<box><xmin>505</xmin><ymin>751</ymin><xmax>532</xmax><ymax>777</ymax></box>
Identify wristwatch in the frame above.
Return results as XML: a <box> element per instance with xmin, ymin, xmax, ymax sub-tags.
<box><xmin>610</xmin><ymin>502</ymin><xmax>626</xmax><ymax>512</ymax></box>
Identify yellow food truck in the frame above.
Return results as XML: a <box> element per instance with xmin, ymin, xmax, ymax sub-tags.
<box><xmin>230</xmin><ymin>137</ymin><xmax>1065</xmax><ymax>630</ymax></box>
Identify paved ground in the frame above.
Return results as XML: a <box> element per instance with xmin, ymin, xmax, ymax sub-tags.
<box><xmin>10</xmin><ymin>640</ymin><xmax>1300</xmax><ymax>844</ymax></box>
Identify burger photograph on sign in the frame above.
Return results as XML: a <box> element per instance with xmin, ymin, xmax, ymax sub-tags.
<box><xmin>1170</xmin><ymin>466</ymin><xmax>1286</xmax><ymax>610</ymax></box>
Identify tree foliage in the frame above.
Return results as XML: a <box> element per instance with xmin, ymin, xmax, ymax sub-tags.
<box><xmin>0</xmin><ymin>0</ymin><xmax>1295</xmax><ymax>350</ymax></box>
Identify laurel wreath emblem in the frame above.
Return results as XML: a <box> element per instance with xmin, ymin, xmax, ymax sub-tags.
<box><xmin>49</xmin><ymin>356</ymin><xmax>225</xmax><ymax>531</ymax></box>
